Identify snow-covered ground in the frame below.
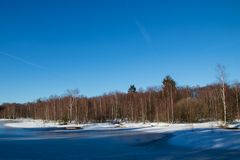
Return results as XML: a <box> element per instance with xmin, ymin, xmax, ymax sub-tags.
<box><xmin>2</xmin><ymin>119</ymin><xmax>240</xmax><ymax>151</ymax></box>
<box><xmin>3</xmin><ymin>119</ymin><xmax>83</xmax><ymax>128</ymax></box>
<box><xmin>0</xmin><ymin>119</ymin><xmax>12</xmax><ymax>121</ymax></box>
<box><xmin>169</xmin><ymin>128</ymin><xmax>240</xmax><ymax>150</ymax></box>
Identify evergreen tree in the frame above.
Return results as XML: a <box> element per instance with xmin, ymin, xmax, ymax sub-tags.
<box><xmin>128</xmin><ymin>85</ymin><xmax>137</xmax><ymax>93</ymax></box>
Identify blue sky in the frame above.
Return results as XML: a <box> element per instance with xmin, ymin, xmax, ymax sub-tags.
<box><xmin>0</xmin><ymin>0</ymin><xmax>240</xmax><ymax>104</ymax></box>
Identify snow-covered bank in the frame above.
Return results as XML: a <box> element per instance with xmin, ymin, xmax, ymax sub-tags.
<box><xmin>167</xmin><ymin>121</ymin><xmax>240</xmax><ymax>150</ymax></box>
<box><xmin>1</xmin><ymin>118</ymin><xmax>220</xmax><ymax>130</ymax></box>
<box><xmin>2</xmin><ymin>119</ymin><xmax>162</xmax><ymax>130</ymax></box>
<box><xmin>0</xmin><ymin>119</ymin><xmax>13</xmax><ymax>121</ymax></box>
<box><xmin>132</xmin><ymin>122</ymin><xmax>219</xmax><ymax>133</ymax></box>
<box><xmin>3</xmin><ymin>119</ymin><xmax>83</xmax><ymax>129</ymax></box>
<box><xmin>169</xmin><ymin>128</ymin><xmax>240</xmax><ymax>150</ymax></box>
<box><xmin>2</xmin><ymin>119</ymin><xmax>219</xmax><ymax>131</ymax></box>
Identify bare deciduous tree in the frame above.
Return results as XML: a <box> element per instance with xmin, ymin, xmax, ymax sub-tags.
<box><xmin>66</xmin><ymin>89</ymin><xmax>79</xmax><ymax>123</ymax></box>
<box><xmin>233</xmin><ymin>82</ymin><xmax>240</xmax><ymax>119</ymax></box>
<box><xmin>163</xmin><ymin>75</ymin><xmax>176</xmax><ymax>123</ymax></box>
<box><xmin>1</xmin><ymin>72</ymin><xmax>240</xmax><ymax>124</ymax></box>
<box><xmin>216</xmin><ymin>64</ymin><xmax>227</xmax><ymax>125</ymax></box>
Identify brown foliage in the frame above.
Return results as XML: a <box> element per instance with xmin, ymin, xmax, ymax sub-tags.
<box><xmin>0</xmin><ymin>84</ymin><xmax>239</xmax><ymax>123</ymax></box>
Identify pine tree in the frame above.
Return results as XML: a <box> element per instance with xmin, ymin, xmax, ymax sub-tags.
<box><xmin>128</xmin><ymin>85</ymin><xmax>137</xmax><ymax>93</ymax></box>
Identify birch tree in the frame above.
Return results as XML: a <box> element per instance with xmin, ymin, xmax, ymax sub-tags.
<box><xmin>66</xmin><ymin>89</ymin><xmax>79</xmax><ymax>123</ymax></box>
<box><xmin>216</xmin><ymin>64</ymin><xmax>227</xmax><ymax>125</ymax></box>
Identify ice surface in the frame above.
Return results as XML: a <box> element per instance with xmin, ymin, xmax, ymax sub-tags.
<box><xmin>2</xmin><ymin>119</ymin><xmax>240</xmax><ymax>150</ymax></box>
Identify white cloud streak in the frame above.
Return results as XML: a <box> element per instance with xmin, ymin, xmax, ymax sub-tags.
<box><xmin>135</xmin><ymin>20</ymin><xmax>156</xmax><ymax>53</ymax></box>
<box><xmin>0</xmin><ymin>52</ymin><xmax>46</xmax><ymax>70</ymax></box>
<box><xmin>135</xmin><ymin>20</ymin><xmax>152</xmax><ymax>43</ymax></box>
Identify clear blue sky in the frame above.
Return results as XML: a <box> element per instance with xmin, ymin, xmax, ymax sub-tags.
<box><xmin>0</xmin><ymin>0</ymin><xmax>240</xmax><ymax>104</ymax></box>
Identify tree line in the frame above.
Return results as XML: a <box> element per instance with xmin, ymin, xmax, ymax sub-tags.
<box><xmin>0</xmin><ymin>72</ymin><xmax>240</xmax><ymax>124</ymax></box>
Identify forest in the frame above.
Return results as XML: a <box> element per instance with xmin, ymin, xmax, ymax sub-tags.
<box><xmin>0</xmin><ymin>72</ymin><xmax>240</xmax><ymax>124</ymax></box>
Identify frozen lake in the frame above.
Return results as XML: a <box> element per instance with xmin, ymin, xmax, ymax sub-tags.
<box><xmin>0</xmin><ymin>120</ymin><xmax>240</xmax><ymax>160</ymax></box>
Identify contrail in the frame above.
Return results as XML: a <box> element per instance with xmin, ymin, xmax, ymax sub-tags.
<box><xmin>134</xmin><ymin>19</ymin><xmax>156</xmax><ymax>53</ymax></box>
<box><xmin>123</xmin><ymin>0</ymin><xmax>156</xmax><ymax>52</ymax></box>
<box><xmin>135</xmin><ymin>20</ymin><xmax>152</xmax><ymax>43</ymax></box>
<box><xmin>0</xmin><ymin>52</ymin><xmax>46</xmax><ymax>70</ymax></box>
<box><xmin>0</xmin><ymin>51</ymin><xmax>79</xmax><ymax>87</ymax></box>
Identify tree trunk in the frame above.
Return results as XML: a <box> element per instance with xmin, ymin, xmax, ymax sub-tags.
<box><xmin>170</xmin><ymin>86</ymin><xmax>174</xmax><ymax>123</ymax></box>
<box><xmin>222</xmin><ymin>83</ymin><xmax>227</xmax><ymax>125</ymax></box>
<box><xmin>236</xmin><ymin>91</ymin><xmax>239</xmax><ymax>119</ymax></box>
